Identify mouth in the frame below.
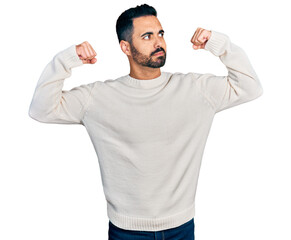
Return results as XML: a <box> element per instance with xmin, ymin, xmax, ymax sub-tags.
<box><xmin>153</xmin><ymin>51</ymin><xmax>165</xmax><ymax>56</ymax></box>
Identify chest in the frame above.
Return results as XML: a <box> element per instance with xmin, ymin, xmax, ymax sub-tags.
<box><xmin>83</xmin><ymin>82</ymin><xmax>213</xmax><ymax>145</ymax></box>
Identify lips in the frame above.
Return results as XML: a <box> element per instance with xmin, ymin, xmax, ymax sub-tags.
<box><xmin>154</xmin><ymin>51</ymin><xmax>164</xmax><ymax>56</ymax></box>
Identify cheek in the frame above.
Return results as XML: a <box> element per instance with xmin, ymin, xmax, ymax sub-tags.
<box><xmin>135</xmin><ymin>41</ymin><xmax>152</xmax><ymax>54</ymax></box>
<box><xmin>143</xmin><ymin>46</ymin><xmax>154</xmax><ymax>55</ymax></box>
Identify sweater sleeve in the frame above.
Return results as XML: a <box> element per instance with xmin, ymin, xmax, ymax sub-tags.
<box><xmin>192</xmin><ymin>30</ymin><xmax>263</xmax><ymax>113</ymax></box>
<box><xmin>28</xmin><ymin>44</ymin><xmax>96</xmax><ymax>125</ymax></box>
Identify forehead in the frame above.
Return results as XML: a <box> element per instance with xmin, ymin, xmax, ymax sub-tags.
<box><xmin>132</xmin><ymin>16</ymin><xmax>163</xmax><ymax>35</ymax></box>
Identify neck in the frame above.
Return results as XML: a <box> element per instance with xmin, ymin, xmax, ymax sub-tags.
<box><xmin>129</xmin><ymin>64</ymin><xmax>161</xmax><ymax>80</ymax></box>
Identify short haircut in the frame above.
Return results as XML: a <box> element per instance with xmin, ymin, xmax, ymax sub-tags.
<box><xmin>116</xmin><ymin>4</ymin><xmax>157</xmax><ymax>44</ymax></box>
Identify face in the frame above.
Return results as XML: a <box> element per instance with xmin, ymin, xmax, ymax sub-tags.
<box><xmin>129</xmin><ymin>15</ymin><xmax>167</xmax><ymax>68</ymax></box>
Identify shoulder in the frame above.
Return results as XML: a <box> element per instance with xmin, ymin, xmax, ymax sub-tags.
<box><xmin>165</xmin><ymin>71</ymin><xmax>203</xmax><ymax>82</ymax></box>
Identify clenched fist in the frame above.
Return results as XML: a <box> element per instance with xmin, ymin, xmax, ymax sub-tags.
<box><xmin>76</xmin><ymin>41</ymin><xmax>97</xmax><ymax>64</ymax></box>
<box><xmin>190</xmin><ymin>27</ymin><xmax>212</xmax><ymax>50</ymax></box>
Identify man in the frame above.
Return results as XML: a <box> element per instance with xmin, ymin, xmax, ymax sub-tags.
<box><xmin>28</xmin><ymin>4</ymin><xmax>263</xmax><ymax>240</ymax></box>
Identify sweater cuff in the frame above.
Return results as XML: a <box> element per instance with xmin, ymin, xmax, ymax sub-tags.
<box><xmin>58</xmin><ymin>44</ymin><xmax>84</xmax><ymax>69</ymax></box>
<box><xmin>204</xmin><ymin>30</ymin><xmax>230</xmax><ymax>57</ymax></box>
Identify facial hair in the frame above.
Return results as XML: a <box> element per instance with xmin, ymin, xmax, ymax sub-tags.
<box><xmin>130</xmin><ymin>43</ymin><xmax>166</xmax><ymax>68</ymax></box>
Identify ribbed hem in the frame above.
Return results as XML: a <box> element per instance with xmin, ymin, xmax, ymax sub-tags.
<box><xmin>205</xmin><ymin>30</ymin><xmax>230</xmax><ymax>57</ymax></box>
<box><xmin>107</xmin><ymin>203</ymin><xmax>195</xmax><ymax>231</ymax></box>
<box><xmin>57</xmin><ymin>44</ymin><xmax>84</xmax><ymax>69</ymax></box>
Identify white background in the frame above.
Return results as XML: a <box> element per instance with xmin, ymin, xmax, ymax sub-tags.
<box><xmin>1</xmin><ymin>0</ymin><xmax>290</xmax><ymax>239</ymax></box>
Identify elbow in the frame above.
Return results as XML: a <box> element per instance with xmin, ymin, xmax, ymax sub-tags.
<box><xmin>257</xmin><ymin>86</ymin><xmax>264</xmax><ymax>98</ymax></box>
<box><xmin>252</xmin><ymin>74</ymin><xmax>264</xmax><ymax>99</ymax></box>
<box><xmin>28</xmin><ymin>103</ymin><xmax>37</xmax><ymax>120</ymax></box>
<box><xmin>243</xmin><ymin>73</ymin><xmax>264</xmax><ymax>100</ymax></box>
<box><xmin>253</xmin><ymin>81</ymin><xmax>264</xmax><ymax>98</ymax></box>
<box><xmin>28</xmin><ymin>105</ymin><xmax>54</xmax><ymax>123</ymax></box>
<box><xmin>246</xmin><ymin>84</ymin><xmax>264</xmax><ymax>101</ymax></box>
<box><xmin>28</xmin><ymin>106</ymin><xmax>43</xmax><ymax>122</ymax></box>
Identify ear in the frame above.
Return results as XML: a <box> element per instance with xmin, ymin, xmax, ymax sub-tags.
<box><xmin>120</xmin><ymin>40</ymin><xmax>131</xmax><ymax>56</ymax></box>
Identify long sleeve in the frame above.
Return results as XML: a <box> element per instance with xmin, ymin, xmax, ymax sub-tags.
<box><xmin>28</xmin><ymin>44</ymin><xmax>96</xmax><ymax>124</ymax></box>
<box><xmin>192</xmin><ymin>30</ymin><xmax>263</xmax><ymax>113</ymax></box>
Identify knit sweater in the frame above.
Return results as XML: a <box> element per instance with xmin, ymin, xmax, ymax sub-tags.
<box><xmin>28</xmin><ymin>30</ymin><xmax>263</xmax><ymax>231</ymax></box>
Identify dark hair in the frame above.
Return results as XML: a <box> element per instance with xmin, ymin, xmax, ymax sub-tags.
<box><xmin>116</xmin><ymin>4</ymin><xmax>157</xmax><ymax>44</ymax></box>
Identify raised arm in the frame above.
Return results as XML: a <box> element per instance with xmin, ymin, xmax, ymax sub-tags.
<box><xmin>190</xmin><ymin>28</ymin><xmax>263</xmax><ymax>113</ymax></box>
<box><xmin>28</xmin><ymin>42</ymin><xmax>97</xmax><ymax>124</ymax></box>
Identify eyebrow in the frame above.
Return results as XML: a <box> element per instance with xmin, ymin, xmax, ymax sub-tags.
<box><xmin>140</xmin><ymin>29</ymin><xmax>164</xmax><ymax>37</ymax></box>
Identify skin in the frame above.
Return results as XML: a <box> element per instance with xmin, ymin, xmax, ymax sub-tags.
<box><xmin>120</xmin><ymin>15</ymin><xmax>167</xmax><ymax>80</ymax></box>
<box><xmin>190</xmin><ymin>27</ymin><xmax>212</xmax><ymax>50</ymax></box>
<box><xmin>76</xmin><ymin>41</ymin><xmax>97</xmax><ymax>64</ymax></box>
<box><xmin>76</xmin><ymin>16</ymin><xmax>212</xmax><ymax>80</ymax></box>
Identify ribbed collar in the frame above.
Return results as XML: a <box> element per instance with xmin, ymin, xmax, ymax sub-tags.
<box><xmin>120</xmin><ymin>72</ymin><xmax>168</xmax><ymax>89</ymax></box>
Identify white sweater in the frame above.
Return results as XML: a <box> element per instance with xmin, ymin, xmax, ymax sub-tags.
<box><xmin>29</xmin><ymin>30</ymin><xmax>263</xmax><ymax>231</ymax></box>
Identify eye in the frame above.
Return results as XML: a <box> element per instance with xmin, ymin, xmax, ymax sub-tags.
<box><xmin>159</xmin><ymin>32</ymin><xmax>164</xmax><ymax>37</ymax></box>
<box><xmin>143</xmin><ymin>35</ymin><xmax>150</xmax><ymax>40</ymax></box>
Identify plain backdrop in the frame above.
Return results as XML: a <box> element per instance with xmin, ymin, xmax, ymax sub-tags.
<box><xmin>1</xmin><ymin>0</ymin><xmax>290</xmax><ymax>239</ymax></box>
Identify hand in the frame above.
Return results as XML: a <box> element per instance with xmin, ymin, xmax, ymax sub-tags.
<box><xmin>76</xmin><ymin>41</ymin><xmax>97</xmax><ymax>64</ymax></box>
<box><xmin>190</xmin><ymin>27</ymin><xmax>212</xmax><ymax>50</ymax></box>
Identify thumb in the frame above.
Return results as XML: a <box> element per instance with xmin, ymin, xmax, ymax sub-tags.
<box><xmin>83</xmin><ymin>58</ymin><xmax>97</xmax><ymax>64</ymax></box>
<box><xmin>90</xmin><ymin>58</ymin><xmax>97</xmax><ymax>64</ymax></box>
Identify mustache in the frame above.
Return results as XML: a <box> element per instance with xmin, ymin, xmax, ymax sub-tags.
<box><xmin>151</xmin><ymin>47</ymin><xmax>166</xmax><ymax>56</ymax></box>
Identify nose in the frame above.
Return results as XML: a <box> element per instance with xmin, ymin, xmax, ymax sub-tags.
<box><xmin>154</xmin><ymin>36</ymin><xmax>163</xmax><ymax>49</ymax></box>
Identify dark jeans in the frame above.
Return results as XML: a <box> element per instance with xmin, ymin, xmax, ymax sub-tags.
<box><xmin>108</xmin><ymin>218</ymin><xmax>195</xmax><ymax>240</ymax></box>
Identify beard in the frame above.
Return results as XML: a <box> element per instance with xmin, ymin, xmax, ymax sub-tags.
<box><xmin>130</xmin><ymin>43</ymin><xmax>166</xmax><ymax>68</ymax></box>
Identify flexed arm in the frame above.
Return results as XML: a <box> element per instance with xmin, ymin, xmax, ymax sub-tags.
<box><xmin>28</xmin><ymin>42</ymin><xmax>98</xmax><ymax>124</ymax></box>
<box><xmin>190</xmin><ymin>28</ymin><xmax>263</xmax><ymax>113</ymax></box>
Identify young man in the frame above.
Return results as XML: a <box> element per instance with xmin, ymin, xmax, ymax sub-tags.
<box><xmin>28</xmin><ymin>4</ymin><xmax>263</xmax><ymax>240</ymax></box>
